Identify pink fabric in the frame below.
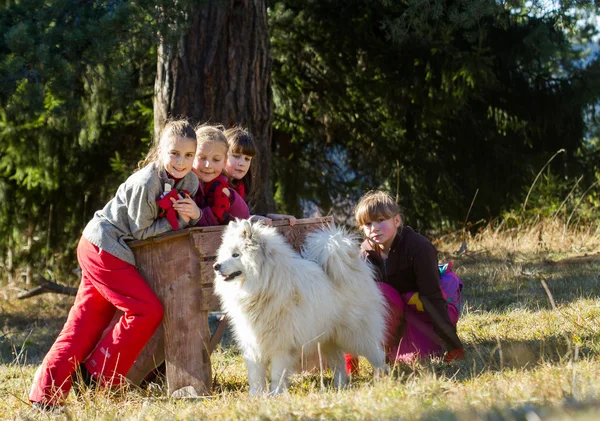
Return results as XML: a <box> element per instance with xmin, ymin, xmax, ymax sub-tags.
<box><xmin>345</xmin><ymin>266</ymin><xmax>463</xmax><ymax>371</ymax></box>
<box><xmin>379</xmin><ymin>282</ymin><xmax>460</xmax><ymax>363</ymax></box>
<box><xmin>29</xmin><ymin>237</ymin><xmax>163</xmax><ymax>405</ymax></box>
<box><xmin>438</xmin><ymin>265</ymin><xmax>463</xmax><ymax>323</ymax></box>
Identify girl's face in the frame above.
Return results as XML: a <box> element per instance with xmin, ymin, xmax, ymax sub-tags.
<box><xmin>361</xmin><ymin>214</ymin><xmax>401</xmax><ymax>251</ymax></box>
<box><xmin>160</xmin><ymin>135</ymin><xmax>197</xmax><ymax>179</ymax></box>
<box><xmin>192</xmin><ymin>141</ymin><xmax>228</xmax><ymax>183</ymax></box>
<box><xmin>225</xmin><ymin>151</ymin><xmax>253</xmax><ymax>180</ymax></box>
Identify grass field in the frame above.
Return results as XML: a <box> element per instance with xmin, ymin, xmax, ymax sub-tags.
<box><xmin>1</xmin><ymin>218</ymin><xmax>600</xmax><ymax>420</ymax></box>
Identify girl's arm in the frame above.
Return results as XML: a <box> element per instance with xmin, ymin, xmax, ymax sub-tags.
<box><xmin>127</xmin><ymin>184</ymin><xmax>193</xmax><ymax>240</ymax></box>
<box><xmin>194</xmin><ymin>188</ymin><xmax>249</xmax><ymax>226</ymax></box>
<box><xmin>265</xmin><ymin>214</ymin><xmax>296</xmax><ymax>226</ymax></box>
<box><xmin>194</xmin><ymin>206</ymin><xmax>220</xmax><ymax>226</ymax></box>
<box><xmin>229</xmin><ymin>189</ymin><xmax>250</xmax><ymax>219</ymax></box>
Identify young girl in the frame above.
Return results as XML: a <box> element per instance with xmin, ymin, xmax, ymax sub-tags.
<box><xmin>29</xmin><ymin>119</ymin><xmax>201</xmax><ymax>410</ymax></box>
<box><xmin>130</xmin><ymin>125</ymin><xmax>250</xmax><ymax>386</ymax></box>
<box><xmin>192</xmin><ymin>125</ymin><xmax>250</xmax><ymax>225</ymax></box>
<box><xmin>223</xmin><ymin>126</ymin><xmax>296</xmax><ymax>225</ymax></box>
<box><xmin>223</xmin><ymin>126</ymin><xmax>255</xmax><ymax>203</ymax></box>
<box><xmin>347</xmin><ymin>191</ymin><xmax>464</xmax><ymax>373</ymax></box>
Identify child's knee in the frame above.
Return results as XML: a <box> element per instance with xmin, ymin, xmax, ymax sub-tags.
<box><xmin>150</xmin><ymin>300</ymin><xmax>164</xmax><ymax>327</ymax></box>
<box><xmin>140</xmin><ymin>297</ymin><xmax>164</xmax><ymax>329</ymax></box>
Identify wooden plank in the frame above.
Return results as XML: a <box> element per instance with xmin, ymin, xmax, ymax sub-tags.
<box><xmin>132</xmin><ymin>233</ymin><xmax>211</xmax><ymax>395</ymax></box>
<box><xmin>127</xmin><ymin>225</ymin><xmax>224</xmax><ymax>248</ymax></box>
<box><xmin>192</xmin><ymin>230</ymin><xmax>226</xmax><ymax>257</ymax></box>
<box><xmin>278</xmin><ymin>219</ymin><xmax>333</xmax><ymax>252</ymax></box>
<box><xmin>199</xmin><ymin>257</ymin><xmax>217</xmax><ymax>286</ymax></box>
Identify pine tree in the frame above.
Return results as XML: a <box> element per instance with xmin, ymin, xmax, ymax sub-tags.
<box><xmin>0</xmin><ymin>1</ymin><xmax>167</xmax><ymax>282</ymax></box>
<box><xmin>154</xmin><ymin>0</ymin><xmax>274</xmax><ymax>213</ymax></box>
<box><xmin>269</xmin><ymin>0</ymin><xmax>600</xmax><ymax>227</ymax></box>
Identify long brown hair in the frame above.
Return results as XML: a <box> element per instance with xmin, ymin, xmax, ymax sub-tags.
<box><xmin>138</xmin><ymin>119</ymin><xmax>196</xmax><ymax>171</ymax></box>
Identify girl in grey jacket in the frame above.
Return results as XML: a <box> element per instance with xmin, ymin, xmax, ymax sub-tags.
<box><xmin>30</xmin><ymin>120</ymin><xmax>200</xmax><ymax>410</ymax></box>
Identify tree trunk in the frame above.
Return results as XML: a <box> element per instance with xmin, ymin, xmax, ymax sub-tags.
<box><xmin>25</xmin><ymin>220</ymin><xmax>35</xmax><ymax>286</ymax></box>
<box><xmin>5</xmin><ymin>235</ymin><xmax>13</xmax><ymax>286</ymax></box>
<box><xmin>154</xmin><ymin>0</ymin><xmax>274</xmax><ymax>213</ymax></box>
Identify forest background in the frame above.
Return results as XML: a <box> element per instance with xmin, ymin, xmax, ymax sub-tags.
<box><xmin>0</xmin><ymin>0</ymin><xmax>599</xmax><ymax>284</ymax></box>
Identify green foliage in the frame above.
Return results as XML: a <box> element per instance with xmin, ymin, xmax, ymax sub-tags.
<box><xmin>1</xmin><ymin>0</ymin><xmax>599</xmax><ymax>280</ymax></box>
<box><xmin>269</xmin><ymin>0</ymin><xmax>600</xmax><ymax>229</ymax></box>
<box><xmin>0</xmin><ymin>1</ymin><xmax>181</xmax><ymax>281</ymax></box>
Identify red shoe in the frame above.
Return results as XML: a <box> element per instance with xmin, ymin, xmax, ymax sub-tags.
<box><xmin>32</xmin><ymin>402</ymin><xmax>64</xmax><ymax>414</ymax></box>
<box><xmin>444</xmin><ymin>348</ymin><xmax>465</xmax><ymax>362</ymax></box>
<box><xmin>344</xmin><ymin>354</ymin><xmax>360</xmax><ymax>375</ymax></box>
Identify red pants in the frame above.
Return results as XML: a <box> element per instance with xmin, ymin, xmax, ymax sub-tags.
<box><xmin>29</xmin><ymin>237</ymin><xmax>163</xmax><ymax>405</ymax></box>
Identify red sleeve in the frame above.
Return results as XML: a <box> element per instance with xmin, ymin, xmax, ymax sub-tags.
<box><xmin>229</xmin><ymin>189</ymin><xmax>250</xmax><ymax>219</ymax></box>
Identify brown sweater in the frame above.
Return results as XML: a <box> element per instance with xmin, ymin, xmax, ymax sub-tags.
<box><xmin>361</xmin><ymin>226</ymin><xmax>463</xmax><ymax>351</ymax></box>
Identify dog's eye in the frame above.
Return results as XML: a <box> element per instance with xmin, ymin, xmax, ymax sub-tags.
<box><xmin>232</xmin><ymin>252</ymin><xmax>240</xmax><ymax>258</ymax></box>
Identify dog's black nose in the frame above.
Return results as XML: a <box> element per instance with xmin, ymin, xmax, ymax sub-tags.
<box><xmin>213</xmin><ymin>263</ymin><xmax>220</xmax><ymax>271</ymax></box>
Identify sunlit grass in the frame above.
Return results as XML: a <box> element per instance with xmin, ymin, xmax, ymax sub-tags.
<box><xmin>1</xmin><ymin>216</ymin><xmax>600</xmax><ymax>419</ymax></box>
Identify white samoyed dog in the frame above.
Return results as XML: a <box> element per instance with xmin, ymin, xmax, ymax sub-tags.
<box><xmin>213</xmin><ymin>219</ymin><xmax>388</xmax><ymax>396</ymax></box>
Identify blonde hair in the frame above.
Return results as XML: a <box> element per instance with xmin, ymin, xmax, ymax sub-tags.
<box><xmin>223</xmin><ymin>126</ymin><xmax>257</xmax><ymax>157</ymax></box>
<box><xmin>195</xmin><ymin>124</ymin><xmax>229</xmax><ymax>152</ymax></box>
<box><xmin>354</xmin><ymin>190</ymin><xmax>402</xmax><ymax>227</ymax></box>
<box><xmin>138</xmin><ymin>119</ymin><xmax>196</xmax><ymax>170</ymax></box>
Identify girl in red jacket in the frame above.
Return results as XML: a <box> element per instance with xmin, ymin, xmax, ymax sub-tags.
<box><xmin>223</xmin><ymin>126</ymin><xmax>296</xmax><ymax>225</ymax></box>
<box><xmin>191</xmin><ymin>125</ymin><xmax>240</xmax><ymax>225</ymax></box>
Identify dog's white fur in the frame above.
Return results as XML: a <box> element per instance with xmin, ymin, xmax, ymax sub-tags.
<box><xmin>213</xmin><ymin>220</ymin><xmax>387</xmax><ymax>395</ymax></box>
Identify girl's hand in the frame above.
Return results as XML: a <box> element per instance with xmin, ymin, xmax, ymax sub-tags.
<box><xmin>171</xmin><ymin>194</ymin><xmax>201</xmax><ymax>223</ymax></box>
<box><xmin>266</xmin><ymin>213</ymin><xmax>297</xmax><ymax>227</ymax></box>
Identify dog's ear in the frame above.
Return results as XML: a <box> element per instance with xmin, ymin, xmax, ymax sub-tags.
<box><xmin>241</xmin><ymin>219</ymin><xmax>253</xmax><ymax>240</ymax></box>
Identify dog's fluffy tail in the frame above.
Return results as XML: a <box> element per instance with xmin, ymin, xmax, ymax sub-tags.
<box><xmin>303</xmin><ymin>225</ymin><xmax>388</xmax><ymax>359</ymax></box>
<box><xmin>302</xmin><ymin>225</ymin><xmax>374</xmax><ymax>289</ymax></box>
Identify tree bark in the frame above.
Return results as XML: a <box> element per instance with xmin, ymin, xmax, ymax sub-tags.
<box><xmin>154</xmin><ymin>0</ymin><xmax>274</xmax><ymax>213</ymax></box>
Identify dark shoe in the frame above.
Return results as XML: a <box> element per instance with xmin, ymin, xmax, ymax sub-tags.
<box><xmin>141</xmin><ymin>362</ymin><xmax>166</xmax><ymax>387</ymax></box>
<box><xmin>72</xmin><ymin>363</ymin><xmax>97</xmax><ymax>395</ymax></box>
<box><xmin>32</xmin><ymin>401</ymin><xmax>64</xmax><ymax>414</ymax></box>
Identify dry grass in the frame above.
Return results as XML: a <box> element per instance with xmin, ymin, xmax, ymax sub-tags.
<box><xmin>438</xmin><ymin>216</ymin><xmax>600</xmax><ymax>260</ymax></box>
<box><xmin>1</xmin><ymin>217</ymin><xmax>600</xmax><ymax>420</ymax></box>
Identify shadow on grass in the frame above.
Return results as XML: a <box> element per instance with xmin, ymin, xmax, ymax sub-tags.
<box><xmin>463</xmin><ymin>334</ymin><xmax>595</xmax><ymax>374</ymax></box>
<box><xmin>0</xmin><ymin>313</ymin><xmax>70</xmax><ymax>364</ymax></box>
<box><xmin>420</xmin><ymin>399</ymin><xmax>600</xmax><ymax>421</ymax></box>
<box><xmin>206</xmin><ymin>332</ymin><xmax>596</xmax><ymax>396</ymax></box>
<box><xmin>453</xmin><ymin>255</ymin><xmax>600</xmax><ymax>312</ymax></box>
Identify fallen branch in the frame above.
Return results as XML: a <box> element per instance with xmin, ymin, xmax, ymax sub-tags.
<box><xmin>17</xmin><ymin>275</ymin><xmax>78</xmax><ymax>299</ymax></box>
